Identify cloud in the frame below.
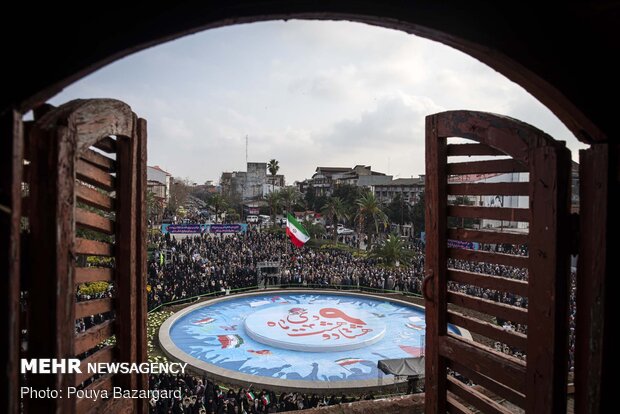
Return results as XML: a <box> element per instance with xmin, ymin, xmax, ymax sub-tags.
<box><xmin>323</xmin><ymin>94</ymin><xmax>442</xmax><ymax>150</ymax></box>
<box><xmin>48</xmin><ymin>20</ymin><xmax>581</xmax><ymax>183</ymax></box>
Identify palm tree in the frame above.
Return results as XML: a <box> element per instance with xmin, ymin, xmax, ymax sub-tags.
<box><xmin>279</xmin><ymin>186</ymin><xmax>300</xmax><ymax>216</ymax></box>
<box><xmin>146</xmin><ymin>190</ymin><xmax>163</xmax><ymax>225</ymax></box>
<box><xmin>208</xmin><ymin>193</ymin><xmax>227</xmax><ymax>224</ymax></box>
<box><xmin>302</xmin><ymin>219</ymin><xmax>326</xmax><ymax>239</ymax></box>
<box><xmin>321</xmin><ymin>197</ymin><xmax>348</xmax><ymax>241</ymax></box>
<box><xmin>369</xmin><ymin>233</ymin><xmax>414</xmax><ymax>267</ymax></box>
<box><xmin>267</xmin><ymin>159</ymin><xmax>280</xmax><ymax>193</ymax></box>
<box><xmin>264</xmin><ymin>190</ymin><xmax>281</xmax><ymax>227</ymax></box>
<box><xmin>355</xmin><ymin>191</ymin><xmax>388</xmax><ymax>249</ymax></box>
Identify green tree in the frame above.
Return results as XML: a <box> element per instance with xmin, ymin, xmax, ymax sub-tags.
<box><xmin>225</xmin><ymin>207</ymin><xmax>240</xmax><ymax>223</ymax></box>
<box><xmin>302</xmin><ymin>219</ymin><xmax>326</xmax><ymax>239</ymax></box>
<box><xmin>168</xmin><ymin>178</ymin><xmax>190</xmax><ymax>216</ymax></box>
<box><xmin>331</xmin><ymin>184</ymin><xmax>361</xmax><ymax>222</ymax></box>
<box><xmin>321</xmin><ymin>197</ymin><xmax>348</xmax><ymax>241</ymax></box>
<box><xmin>146</xmin><ymin>190</ymin><xmax>163</xmax><ymax>224</ymax></box>
<box><xmin>208</xmin><ymin>193</ymin><xmax>228</xmax><ymax>223</ymax></box>
<box><xmin>369</xmin><ymin>233</ymin><xmax>415</xmax><ymax>267</ymax></box>
<box><xmin>264</xmin><ymin>190</ymin><xmax>281</xmax><ymax>226</ymax></box>
<box><xmin>267</xmin><ymin>159</ymin><xmax>280</xmax><ymax>193</ymax></box>
<box><xmin>411</xmin><ymin>192</ymin><xmax>425</xmax><ymax>237</ymax></box>
<box><xmin>279</xmin><ymin>187</ymin><xmax>301</xmax><ymax>215</ymax></box>
<box><xmin>303</xmin><ymin>185</ymin><xmax>328</xmax><ymax>212</ymax></box>
<box><xmin>385</xmin><ymin>193</ymin><xmax>413</xmax><ymax>225</ymax></box>
<box><xmin>355</xmin><ymin>191</ymin><xmax>388</xmax><ymax>249</ymax></box>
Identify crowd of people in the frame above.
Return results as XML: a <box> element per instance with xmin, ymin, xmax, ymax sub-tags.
<box><xmin>135</xmin><ymin>227</ymin><xmax>577</xmax><ymax>412</ymax></box>
<box><xmin>148</xmin><ymin>373</ymin><xmax>372</xmax><ymax>414</ymax></box>
<box><xmin>146</xmin><ymin>229</ymin><xmax>576</xmax><ymax>371</ymax></box>
<box><xmin>146</xmin><ymin>230</ymin><xmax>426</xmax><ymax>311</ymax></box>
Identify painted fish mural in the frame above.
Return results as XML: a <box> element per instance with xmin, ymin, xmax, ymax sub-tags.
<box><xmin>248</xmin><ymin>349</ymin><xmax>272</xmax><ymax>356</ymax></box>
<box><xmin>193</xmin><ymin>317</ymin><xmax>215</xmax><ymax>325</ymax></box>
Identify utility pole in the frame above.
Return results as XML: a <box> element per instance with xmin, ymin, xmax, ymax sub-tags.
<box><xmin>245</xmin><ymin>135</ymin><xmax>248</xmax><ymax>165</ymax></box>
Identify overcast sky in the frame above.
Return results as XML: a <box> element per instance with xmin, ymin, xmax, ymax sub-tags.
<box><xmin>50</xmin><ymin>20</ymin><xmax>586</xmax><ymax>184</ymax></box>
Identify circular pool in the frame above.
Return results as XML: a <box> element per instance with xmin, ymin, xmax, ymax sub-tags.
<box><xmin>159</xmin><ymin>291</ymin><xmax>465</xmax><ymax>391</ymax></box>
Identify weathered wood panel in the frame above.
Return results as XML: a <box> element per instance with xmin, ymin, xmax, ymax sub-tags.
<box><xmin>447</xmin><ymin>228</ymin><xmax>528</xmax><ymax>245</ymax></box>
<box><xmin>76</xmin><ymin>182</ymin><xmax>115</xmax><ymax>211</ymax></box>
<box><xmin>447</xmin><ymin>205</ymin><xmax>530</xmax><ymax>222</ymax></box>
<box><xmin>447</xmin><ymin>143</ymin><xmax>504</xmax><ymax>157</ymax></box>
<box><xmin>75</xmin><ymin>267</ymin><xmax>114</xmax><ymax>284</ymax></box>
<box><xmin>75</xmin><ymin>319</ymin><xmax>115</xmax><ymax>355</ymax></box>
<box><xmin>575</xmin><ymin>144</ymin><xmax>610</xmax><ymax>414</ymax></box>
<box><xmin>134</xmin><ymin>117</ymin><xmax>149</xmax><ymax>407</ymax></box>
<box><xmin>0</xmin><ymin>110</ymin><xmax>23</xmax><ymax>414</ymax></box>
<box><xmin>80</xmin><ymin>148</ymin><xmax>115</xmax><ymax>171</ymax></box>
<box><xmin>97</xmin><ymin>398</ymin><xmax>135</xmax><ymax>414</ymax></box>
<box><xmin>75</xmin><ymin>298</ymin><xmax>114</xmax><ymax>320</ymax></box>
<box><xmin>424</xmin><ymin>113</ymin><xmax>448</xmax><ymax>413</ymax></box>
<box><xmin>447</xmin><ymin>159</ymin><xmax>528</xmax><ymax>175</ymax></box>
<box><xmin>446</xmin><ymin>393</ymin><xmax>474</xmax><ymax>414</ymax></box>
<box><xmin>439</xmin><ymin>335</ymin><xmax>526</xmax><ymax>394</ymax></box>
<box><xmin>447</xmin><ymin>310</ymin><xmax>527</xmax><ymax>350</ymax></box>
<box><xmin>26</xmin><ymin>124</ymin><xmax>76</xmax><ymax>413</ymax></box>
<box><xmin>447</xmin><ymin>182</ymin><xmax>529</xmax><ymax>196</ymax></box>
<box><xmin>447</xmin><ymin>376</ymin><xmax>513</xmax><ymax>414</ymax></box>
<box><xmin>447</xmin><ymin>291</ymin><xmax>528</xmax><ymax>325</ymax></box>
<box><xmin>526</xmin><ymin>146</ymin><xmax>571</xmax><ymax>414</ymax></box>
<box><xmin>77</xmin><ymin>159</ymin><xmax>115</xmax><ymax>191</ymax></box>
<box><xmin>75</xmin><ymin>207</ymin><xmax>114</xmax><ymax>234</ymax></box>
<box><xmin>447</xmin><ymin>248</ymin><xmax>528</xmax><ymax>268</ymax></box>
<box><xmin>114</xmin><ymin>124</ymin><xmax>138</xmax><ymax>394</ymax></box>
<box><xmin>92</xmin><ymin>136</ymin><xmax>117</xmax><ymax>153</ymax></box>
<box><xmin>75</xmin><ymin>346</ymin><xmax>115</xmax><ymax>386</ymax></box>
<box><xmin>22</xmin><ymin>99</ymin><xmax>146</xmax><ymax>414</ymax></box>
<box><xmin>449</xmin><ymin>360</ymin><xmax>526</xmax><ymax>408</ymax></box>
<box><xmin>75</xmin><ymin>238</ymin><xmax>113</xmax><ymax>256</ymax></box>
<box><xmin>435</xmin><ymin>111</ymin><xmax>544</xmax><ymax>163</ymax></box>
<box><xmin>427</xmin><ymin>111</ymin><xmax>572</xmax><ymax>413</ymax></box>
<box><xmin>75</xmin><ymin>374</ymin><xmax>115</xmax><ymax>413</ymax></box>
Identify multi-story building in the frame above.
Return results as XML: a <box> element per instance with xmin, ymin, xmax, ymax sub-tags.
<box><xmin>373</xmin><ymin>176</ymin><xmax>425</xmax><ymax>205</ymax></box>
<box><xmin>267</xmin><ymin>174</ymin><xmax>285</xmax><ymax>188</ymax></box>
<box><xmin>221</xmin><ymin>162</ymin><xmax>284</xmax><ymax>200</ymax></box>
<box><xmin>308</xmin><ymin>165</ymin><xmax>392</xmax><ymax>196</ymax></box>
<box><xmin>147</xmin><ymin>165</ymin><xmax>172</xmax><ymax>205</ymax></box>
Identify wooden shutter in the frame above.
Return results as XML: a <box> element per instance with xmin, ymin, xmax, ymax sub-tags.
<box><xmin>424</xmin><ymin>110</ymin><xmax>571</xmax><ymax>413</ymax></box>
<box><xmin>23</xmin><ymin>99</ymin><xmax>147</xmax><ymax>414</ymax></box>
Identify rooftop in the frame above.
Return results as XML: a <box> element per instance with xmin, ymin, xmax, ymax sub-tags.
<box><xmin>149</xmin><ymin>165</ymin><xmax>171</xmax><ymax>175</ymax></box>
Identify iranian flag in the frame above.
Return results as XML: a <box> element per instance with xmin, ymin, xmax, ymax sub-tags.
<box><xmin>261</xmin><ymin>394</ymin><xmax>271</xmax><ymax>406</ymax></box>
<box><xmin>245</xmin><ymin>391</ymin><xmax>256</xmax><ymax>402</ymax></box>
<box><xmin>286</xmin><ymin>213</ymin><xmax>310</xmax><ymax>247</ymax></box>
